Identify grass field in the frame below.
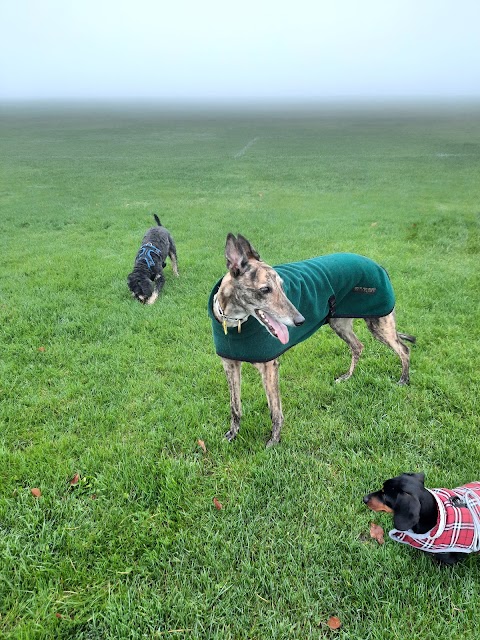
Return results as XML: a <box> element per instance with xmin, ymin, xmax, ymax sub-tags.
<box><xmin>1</xmin><ymin>101</ymin><xmax>479</xmax><ymax>639</ymax></box>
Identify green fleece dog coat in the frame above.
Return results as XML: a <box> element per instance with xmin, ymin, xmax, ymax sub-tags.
<box><xmin>208</xmin><ymin>253</ymin><xmax>395</xmax><ymax>363</ymax></box>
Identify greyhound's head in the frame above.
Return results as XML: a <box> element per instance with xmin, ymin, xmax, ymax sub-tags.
<box><xmin>215</xmin><ymin>234</ymin><xmax>305</xmax><ymax>344</ymax></box>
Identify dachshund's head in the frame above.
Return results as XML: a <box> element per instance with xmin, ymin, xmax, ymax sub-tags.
<box><xmin>363</xmin><ymin>472</ymin><xmax>427</xmax><ymax>531</ymax></box>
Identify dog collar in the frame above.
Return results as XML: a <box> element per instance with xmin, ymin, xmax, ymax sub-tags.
<box><xmin>213</xmin><ymin>294</ymin><xmax>248</xmax><ymax>334</ymax></box>
<box><xmin>137</xmin><ymin>243</ymin><xmax>162</xmax><ymax>269</ymax></box>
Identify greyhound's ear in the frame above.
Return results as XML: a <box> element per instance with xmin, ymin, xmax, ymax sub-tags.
<box><xmin>225</xmin><ymin>233</ymin><xmax>249</xmax><ymax>277</ymax></box>
<box><xmin>236</xmin><ymin>234</ymin><xmax>261</xmax><ymax>261</ymax></box>
<box><xmin>393</xmin><ymin>493</ymin><xmax>421</xmax><ymax>531</ymax></box>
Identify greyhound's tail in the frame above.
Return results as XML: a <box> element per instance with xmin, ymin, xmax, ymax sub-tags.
<box><xmin>153</xmin><ymin>214</ymin><xmax>162</xmax><ymax>227</ymax></box>
<box><xmin>398</xmin><ymin>332</ymin><xmax>416</xmax><ymax>344</ymax></box>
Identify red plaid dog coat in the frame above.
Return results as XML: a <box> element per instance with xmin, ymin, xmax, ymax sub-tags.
<box><xmin>389</xmin><ymin>482</ymin><xmax>480</xmax><ymax>553</ymax></box>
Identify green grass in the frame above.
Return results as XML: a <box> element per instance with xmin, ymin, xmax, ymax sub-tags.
<box><xmin>1</xmin><ymin>102</ymin><xmax>479</xmax><ymax>639</ymax></box>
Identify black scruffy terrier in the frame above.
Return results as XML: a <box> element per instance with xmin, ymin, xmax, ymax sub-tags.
<box><xmin>127</xmin><ymin>215</ymin><xmax>179</xmax><ymax>304</ymax></box>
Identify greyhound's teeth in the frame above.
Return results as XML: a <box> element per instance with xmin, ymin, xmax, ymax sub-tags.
<box><xmin>256</xmin><ymin>310</ymin><xmax>277</xmax><ymax>336</ymax></box>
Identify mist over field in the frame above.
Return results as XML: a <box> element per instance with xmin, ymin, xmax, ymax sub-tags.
<box><xmin>2</xmin><ymin>1</ymin><xmax>479</xmax><ymax>103</ymax></box>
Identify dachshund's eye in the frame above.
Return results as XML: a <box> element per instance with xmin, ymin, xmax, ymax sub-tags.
<box><xmin>260</xmin><ymin>286</ymin><xmax>271</xmax><ymax>294</ymax></box>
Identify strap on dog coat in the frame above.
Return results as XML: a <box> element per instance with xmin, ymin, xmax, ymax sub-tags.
<box><xmin>389</xmin><ymin>483</ymin><xmax>480</xmax><ymax>554</ymax></box>
<box><xmin>137</xmin><ymin>243</ymin><xmax>162</xmax><ymax>269</ymax></box>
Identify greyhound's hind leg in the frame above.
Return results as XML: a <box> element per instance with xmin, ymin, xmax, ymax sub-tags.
<box><xmin>365</xmin><ymin>313</ymin><xmax>411</xmax><ymax>385</ymax></box>
<box><xmin>328</xmin><ymin>317</ymin><xmax>364</xmax><ymax>382</ymax></box>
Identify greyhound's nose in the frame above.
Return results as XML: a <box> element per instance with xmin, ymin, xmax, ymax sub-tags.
<box><xmin>363</xmin><ymin>495</ymin><xmax>370</xmax><ymax>504</ymax></box>
<box><xmin>294</xmin><ymin>314</ymin><xmax>305</xmax><ymax>326</ymax></box>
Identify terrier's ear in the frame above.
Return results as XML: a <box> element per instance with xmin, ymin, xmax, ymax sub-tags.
<box><xmin>225</xmin><ymin>233</ymin><xmax>250</xmax><ymax>277</ymax></box>
<box><xmin>236</xmin><ymin>234</ymin><xmax>260</xmax><ymax>261</ymax></box>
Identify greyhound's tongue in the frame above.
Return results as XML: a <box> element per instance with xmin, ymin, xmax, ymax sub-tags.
<box><xmin>262</xmin><ymin>312</ymin><xmax>289</xmax><ymax>344</ymax></box>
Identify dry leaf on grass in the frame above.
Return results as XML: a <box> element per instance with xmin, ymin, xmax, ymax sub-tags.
<box><xmin>69</xmin><ymin>473</ymin><xmax>80</xmax><ymax>486</ymax></box>
<box><xmin>38</xmin><ymin>346</ymin><xmax>46</xmax><ymax>352</ymax></box>
<box><xmin>31</xmin><ymin>488</ymin><xmax>42</xmax><ymax>498</ymax></box>
<box><xmin>197</xmin><ymin>439</ymin><xmax>207</xmax><ymax>453</ymax></box>
<box><xmin>213</xmin><ymin>497</ymin><xmax>223</xmax><ymax>510</ymax></box>
<box><xmin>327</xmin><ymin>616</ymin><xmax>342</xmax><ymax>630</ymax></box>
<box><xmin>370</xmin><ymin>522</ymin><xmax>385</xmax><ymax>544</ymax></box>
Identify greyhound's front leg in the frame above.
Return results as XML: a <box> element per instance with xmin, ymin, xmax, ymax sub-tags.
<box><xmin>253</xmin><ymin>359</ymin><xmax>283</xmax><ymax>447</ymax></box>
<box><xmin>221</xmin><ymin>358</ymin><xmax>242</xmax><ymax>441</ymax></box>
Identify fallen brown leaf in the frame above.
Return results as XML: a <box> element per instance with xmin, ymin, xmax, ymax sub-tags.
<box><xmin>327</xmin><ymin>616</ymin><xmax>342</xmax><ymax>630</ymax></box>
<box><xmin>38</xmin><ymin>346</ymin><xmax>46</xmax><ymax>352</ymax></box>
<box><xmin>370</xmin><ymin>522</ymin><xmax>385</xmax><ymax>544</ymax></box>
<box><xmin>213</xmin><ymin>497</ymin><xmax>223</xmax><ymax>510</ymax></box>
<box><xmin>69</xmin><ymin>473</ymin><xmax>80</xmax><ymax>486</ymax></box>
<box><xmin>31</xmin><ymin>488</ymin><xmax>42</xmax><ymax>498</ymax></box>
<box><xmin>197</xmin><ymin>439</ymin><xmax>207</xmax><ymax>453</ymax></box>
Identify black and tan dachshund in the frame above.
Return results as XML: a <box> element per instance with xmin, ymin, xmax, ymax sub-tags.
<box><xmin>364</xmin><ymin>472</ymin><xmax>480</xmax><ymax>565</ymax></box>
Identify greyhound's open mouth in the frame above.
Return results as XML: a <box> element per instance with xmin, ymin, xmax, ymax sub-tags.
<box><xmin>255</xmin><ymin>309</ymin><xmax>289</xmax><ymax>344</ymax></box>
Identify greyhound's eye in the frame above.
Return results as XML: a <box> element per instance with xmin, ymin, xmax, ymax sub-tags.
<box><xmin>260</xmin><ymin>286</ymin><xmax>271</xmax><ymax>294</ymax></box>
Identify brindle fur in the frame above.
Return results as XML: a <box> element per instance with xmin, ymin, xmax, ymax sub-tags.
<box><xmin>214</xmin><ymin>234</ymin><xmax>415</xmax><ymax>447</ymax></box>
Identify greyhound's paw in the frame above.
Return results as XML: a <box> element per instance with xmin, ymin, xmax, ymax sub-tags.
<box><xmin>397</xmin><ymin>378</ymin><xmax>409</xmax><ymax>386</ymax></box>
<box><xmin>335</xmin><ymin>373</ymin><xmax>351</xmax><ymax>383</ymax></box>
<box><xmin>266</xmin><ymin>437</ymin><xmax>280</xmax><ymax>448</ymax></box>
<box><xmin>225</xmin><ymin>430</ymin><xmax>237</xmax><ymax>442</ymax></box>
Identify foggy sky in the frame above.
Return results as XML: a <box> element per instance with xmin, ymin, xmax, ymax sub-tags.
<box><xmin>1</xmin><ymin>0</ymin><xmax>479</xmax><ymax>101</ymax></box>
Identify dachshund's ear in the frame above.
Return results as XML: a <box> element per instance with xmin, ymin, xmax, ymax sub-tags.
<box><xmin>393</xmin><ymin>493</ymin><xmax>421</xmax><ymax>530</ymax></box>
<box><xmin>402</xmin><ymin>472</ymin><xmax>425</xmax><ymax>486</ymax></box>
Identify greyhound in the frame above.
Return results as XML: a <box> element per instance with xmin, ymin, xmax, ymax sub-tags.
<box><xmin>208</xmin><ymin>233</ymin><xmax>415</xmax><ymax>447</ymax></box>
